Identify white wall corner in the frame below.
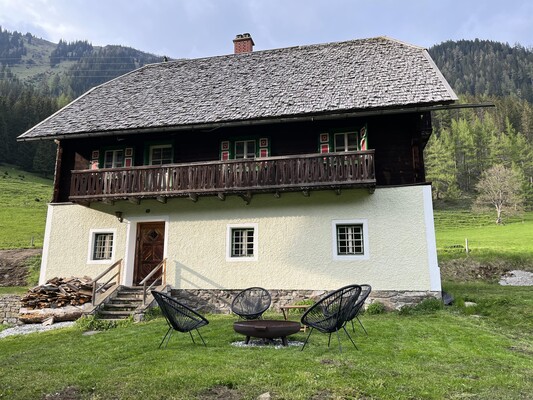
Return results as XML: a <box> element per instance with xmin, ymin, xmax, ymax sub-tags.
<box><xmin>38</xmin><ymin>204</ymin><xmax>54</xmax><ymax>285</ymax></box>
<box><xmin>423</xmin><ymin>186</ymin><xmax>441</xmax><ymax>291</ymax></box>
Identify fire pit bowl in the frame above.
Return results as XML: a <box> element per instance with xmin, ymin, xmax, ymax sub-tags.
<box><xmin>233</xmin><ymin>320</ymin><xmax>301</xmax><ymax>346</ymax></box>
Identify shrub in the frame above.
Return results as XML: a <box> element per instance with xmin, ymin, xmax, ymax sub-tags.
<box><xmin>75</xmin><ymin>315</ymin><xmax>132</xmax><ymax>331</ymax></box>
<box><xmin>366</xmin><ymin>301</ymin><xmax>386</xmax><ymax>315</ymax></box>
<box><xmin>399</xmin><ymin>298</ymin><xmax>443</xmax><ymax>315</ymax></box>
<box><xmin>142</xmin><ymin>306</ymin><xmax>162</xmax><ymax>321</ymax></box>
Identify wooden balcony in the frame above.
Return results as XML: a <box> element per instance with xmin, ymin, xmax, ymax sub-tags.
<box><xmin>69</xmin><ymin>151</ymin><xmax>376</xmax><ymax>203</ymax></box>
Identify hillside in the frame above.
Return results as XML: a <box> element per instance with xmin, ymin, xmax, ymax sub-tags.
<box><xmin>429</xmin><ymin>39</ymin><xmax>533</xmax><ymax>103</ymax></box>
<box><xmin>0</xmin><ymin>28</ymin><xmax>163</xmax><ymax>98</ymax></box>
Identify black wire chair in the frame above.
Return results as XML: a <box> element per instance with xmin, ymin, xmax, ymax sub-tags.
<box><xmin>151</xmin><ymin>290</ymin><xmax>209</xmax><ymax>348</ymax></box>
<box><xmin>345</xmin><ymin>284</ymin><xmax>372</xmax><ymax>334</ymax></box>
<box><xmin>300</xmin><ymin>284</ymin><xmax>362</xmax><ymax>352</ymax></box>
<box><xmin>231</xmin><ymin>287</ymin><xmax>271</xmax><ymax>320</ymax></box>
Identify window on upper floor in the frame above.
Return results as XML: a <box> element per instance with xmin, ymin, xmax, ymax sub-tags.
<box><xmin>334</xmin><ymin>132</ymin><xmax>358</xmax><ymax>152</ymax></box>
<box><xmin>104</xmin><ymin>149</ymin><xmax>124</xmax><ymax>168</ymax></box>
<box><xmin>149</xmin><ymin>144</ymin><xmax>173</xmax><ymax>165</ymax></box>
<box><xmin>235</xmin><ymin>140</ymin><xmax>256</xmax><ymax>159</ymax></box>
<box><xmin>319</xmin><ymin>125</ymin><xmax>368</xmax><ymax>154</ymax></box>
<box><xmin>220</xmin><ymin>138</ymin><xmax>270</xmax><ymax>161</ymax></box>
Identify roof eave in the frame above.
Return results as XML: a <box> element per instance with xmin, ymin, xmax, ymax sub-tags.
<box><xmin>17</xmin><ymin>101</ymin><xmax>469</xmax><ymax>142</ymax></box>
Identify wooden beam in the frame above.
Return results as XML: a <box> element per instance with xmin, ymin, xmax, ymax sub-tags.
<box><xmin>239</xmin><ymin>192</ymin><xmax>252</xmax><ymax>205</ymax></box>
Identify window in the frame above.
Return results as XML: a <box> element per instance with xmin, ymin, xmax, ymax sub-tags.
<box><xmin>104</xmin><ymin>149</ymin><xmax>124</xmax><ymax>168</ymax></box>
<box><xmin>334</xmin><ymin>132</ymin><xmax>358</xmax><ymax>152</ymax></box>
<box><xmin>88</xmin><ymin>229</ymin><xmax>116</xmax><ymax>263</ymax></box>
<box><xmin>234</xmin><ymin>140</ymin><xmax>256</xmax><ymax>159</ymax></box>
<box><xmin>149</xmin><ymin>144</ymin><xmax>173</xmax><ymax>165</ymax></box>
<box><xmin>226</xmin><ymin>223</ymin><xmax>258</xmax><ymax>261</ymax></box>
<box><xmin>332</xmin><ymin>219</ymin><xmax>369</xmax><ymax>260</ymax></box>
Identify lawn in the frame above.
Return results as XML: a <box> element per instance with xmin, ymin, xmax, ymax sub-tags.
<box><xmin>0</xmin><ymin>165</ymin><xmax>52</xmax><ymax>249</ymax></box>
<box><xmin>1</xmin><ymin>283</ymin><xmax>532</xmax><ymax>400</ymax></box>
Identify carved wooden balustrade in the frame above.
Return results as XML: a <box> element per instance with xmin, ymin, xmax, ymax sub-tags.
<box><xmin>70</xmin><ymin>151</ymin><xmax>375</xmax><ymax>202</ymax></box>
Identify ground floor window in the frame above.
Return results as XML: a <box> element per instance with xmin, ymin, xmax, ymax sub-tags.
<box><xmin>332</xmin><ymin>219</ymin><xmax>369</xmax><ymax>260</ymax></box>
<box><xmin>226</xmin><ymin>223</ymin><xmax>258</xmax><ymax>261</ymax></box>
<box><xmin>88</xmin><ymin>229</ymin><xmax>116</xmax><ymax>263</ymax></box>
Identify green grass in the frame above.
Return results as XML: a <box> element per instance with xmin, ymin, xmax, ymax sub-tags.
<box><xmin>0</xmin><ymin>165</ymin><xmax>53</xmax><ymax>249</ymax></box>
<box><xmin>434</xmin><ymin>210</ymin><xmax>533</xmax><ymax>264</ymax></box>
<box><xmin>0</xmin><ymin>284</ymin><xmax>531</xmax><ymax>400</ymax></box>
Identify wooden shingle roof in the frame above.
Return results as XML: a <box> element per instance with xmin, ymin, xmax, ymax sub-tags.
<box><xmin>19</xmin><ymin>36</ymin><xmax>457</xmax><ymax>140</ymax></box>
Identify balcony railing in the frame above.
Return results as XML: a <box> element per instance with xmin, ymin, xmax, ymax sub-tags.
<box><xmin>70</xmin><ymin>151</ymin><xmax>375</xmax><ymax>202</ymax></box>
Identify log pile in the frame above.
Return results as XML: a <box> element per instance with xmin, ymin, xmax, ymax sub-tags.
<box><xmin>21</xmin><ymin>277</ymin><xmax>93</xmax><ymax>309</ymax></box>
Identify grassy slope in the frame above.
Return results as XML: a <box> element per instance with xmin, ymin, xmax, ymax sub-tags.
<box><xmin>0</xmin><ymin>165</ymin><xmax>52</xmax><ymax>249</ymax></box>
<box><xmin>434</xmin><ymin>209</ymin><xmax>533</xmax><ymax>265</ymax></box>
<box><xmin>9</xmin><ymin>35</ymin><xmax>77</xmax><ymax>83</ymax></box>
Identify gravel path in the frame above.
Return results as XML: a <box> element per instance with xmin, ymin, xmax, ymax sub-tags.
<box><xmin>499</xmin><ymin>270</ymin><xmax>533</xmax><ymax>286</ymax></box>
<box><xmin>0</xmin><ymin>321</ymin><xmax>75</xmax><ymax>339</ymax></box>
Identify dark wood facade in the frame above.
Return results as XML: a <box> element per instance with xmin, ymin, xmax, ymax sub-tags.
<box><xmin>53</xmin><ymin>112</ymin><xmax>431</xmax><ymax>203</ymax></box>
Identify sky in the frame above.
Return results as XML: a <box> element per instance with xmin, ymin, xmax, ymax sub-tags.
<box><xmin>0</xmin><ymin>0</ymin><xmax>532</xmax><ymax>59</ymax></box>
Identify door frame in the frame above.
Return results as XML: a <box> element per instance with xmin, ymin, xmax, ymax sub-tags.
<box><xmin>123</xmin><ymin>215</ymin><xmax>169</xmax><ymax>286</ymax></box>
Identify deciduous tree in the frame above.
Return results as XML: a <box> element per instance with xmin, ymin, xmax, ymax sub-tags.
<box><xmin>474</xmin><ymin>164</ymin><xmax>525</xmax><ymax>224</ymax></box>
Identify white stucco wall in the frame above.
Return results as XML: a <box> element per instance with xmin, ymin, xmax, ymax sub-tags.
<box><xmin>41</xmin><ymin>186</ymin><xmax>440</xmax><ymax>292</ymax></box>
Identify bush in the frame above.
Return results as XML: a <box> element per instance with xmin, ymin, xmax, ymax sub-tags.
<box><xmin>399</xmin><ymin>298</ymin><xmax>443</xmax><ymax>315</ymax></box>
<box><xmin>366</xmin><ymin>301</ymin><xmax>386</xmax><ymax>315</ymax></box>
<box><xmin>75</xmin><ymin>315</ymin><xmax>132</xmax><ymax>331</ymax></box>
<box><xmin>142</xmin><ymin>306</ymin><xmax>162</xmax><ymax>321</ymax></box>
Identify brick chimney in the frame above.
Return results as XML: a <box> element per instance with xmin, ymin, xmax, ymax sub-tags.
<box><xmin>233</xmin><ymin>33</ymin><xmax>254</xmax><ymax>54</ymax></box>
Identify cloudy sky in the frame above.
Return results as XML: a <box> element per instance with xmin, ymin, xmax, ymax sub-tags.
<box><xmin>0</xmin><ymin>0</ymin><xmax>532</xmax><ymax>59</ymax></box>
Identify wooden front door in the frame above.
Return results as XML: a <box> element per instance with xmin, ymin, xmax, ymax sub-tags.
<box><xmin>134</xmin><ymin>222</ymin><xmax>165</xmax><ymax>285</ymax></box>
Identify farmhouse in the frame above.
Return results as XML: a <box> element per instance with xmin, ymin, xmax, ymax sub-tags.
<box><xmin>18</xmin><ymin>35</ymin><xmax>458</xmax><ymax>311</ymax></box>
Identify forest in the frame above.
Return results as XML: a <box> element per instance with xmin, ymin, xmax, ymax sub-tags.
<box><xmin>0</xmin><ymin>29</ymin><xmax>532</xmax><ymax>208</ymax></box>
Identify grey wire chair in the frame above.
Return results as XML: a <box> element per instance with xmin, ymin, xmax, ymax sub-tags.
<box><xmin>300</xmin><ymin>284</ymin><xmax>362</xmax><ymax>352</ymax></box>
<box><xmin>151</xmin><ymin>290</ymin><xmax>209</xmax><ymax>348</ymax></box>
<box><xmin>231</xmin><ymin>287</ymin><xmax>271</xmax><ymax>320</ymax></box>
<box><xmin>345</xmin><ymin>284</ymin><xmax>372</xmax><ymax>334</ymax></box>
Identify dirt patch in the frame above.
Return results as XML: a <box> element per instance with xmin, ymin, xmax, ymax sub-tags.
<box><xmin>0</xmin><ymin>248</ymin><xmax>41</xmax><ymax>286</ymax></box>
<box><xmin>440</xmin><ymin>258</ymin><xmax>533</xmax><ymax>283</ymax></box>
<box><xmin>197</xmin><ymin>385</ymin><xmax>244</xmax><ymax>400</ymax></box>
<box><xmin>42</xmin><ymin>386</ymin><xmax>82</xmax><ymax>400</ymax></box>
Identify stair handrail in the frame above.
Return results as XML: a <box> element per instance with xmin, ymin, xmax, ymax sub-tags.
<box><xmin>91</xmin><ymin>259</ymin><xmax>123</xmax><ymax>306</ymax></box>
<box><xmin>139</xmin><ymin>258</ymin><xmax>167</xmax><ymax>305</ymax></box>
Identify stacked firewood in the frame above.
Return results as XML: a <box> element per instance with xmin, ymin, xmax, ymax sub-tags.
<box><xmin>21</xmin><ymin>277</ymin><xmax>93</xmax><ymax>309</ymax></box>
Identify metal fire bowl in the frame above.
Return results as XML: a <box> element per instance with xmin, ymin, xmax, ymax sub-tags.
<box><xmin>233</xmin><ymin>320</ymin><xmax>301</xmax><ymax>339</ymax></box>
